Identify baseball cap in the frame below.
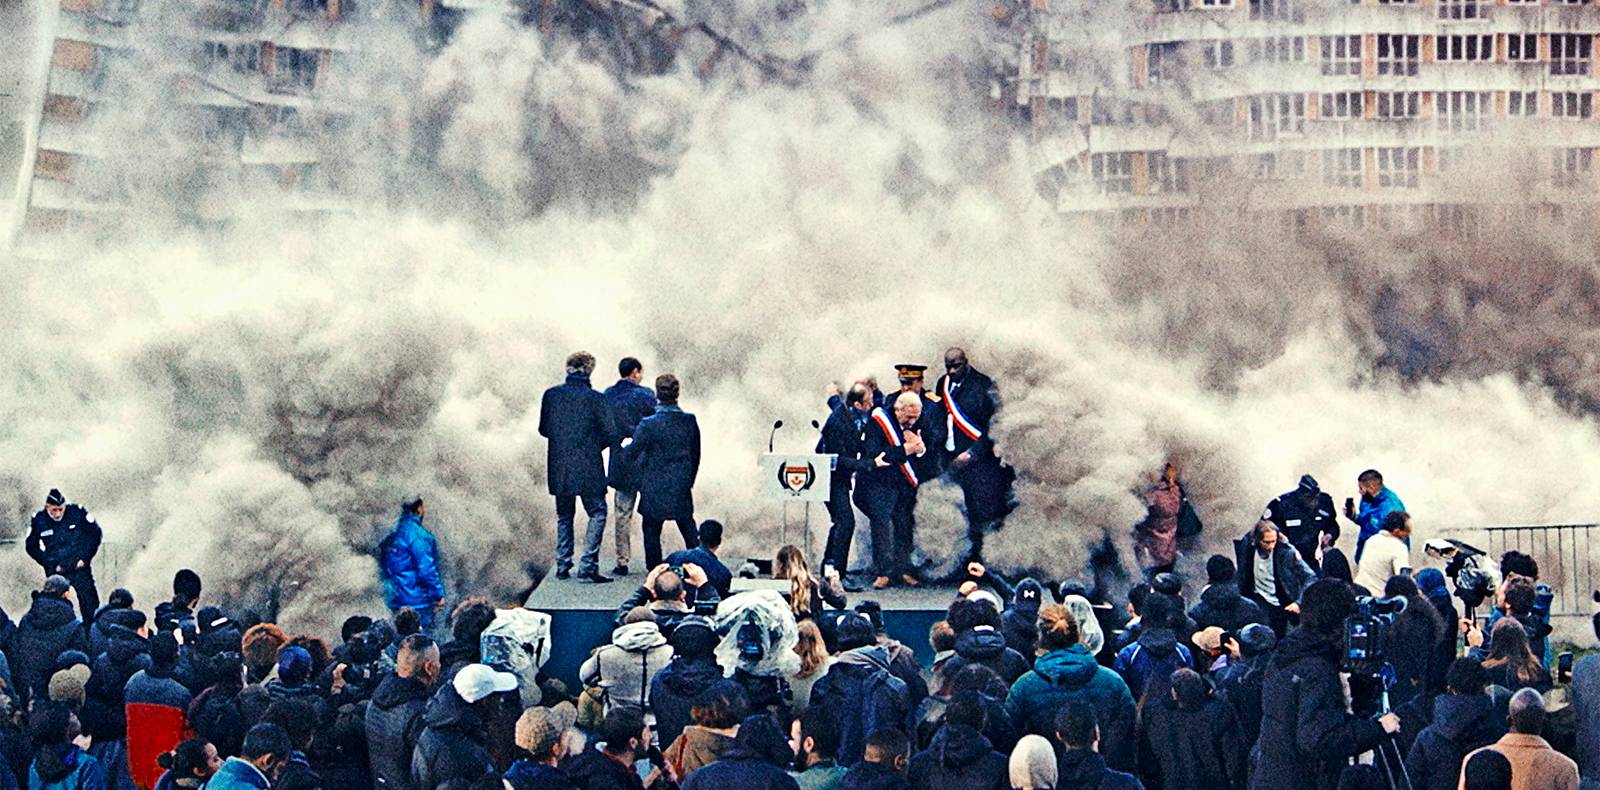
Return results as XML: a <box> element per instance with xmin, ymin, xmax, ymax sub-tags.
<box><xmin>453</xmin><ymin>663</ymin><xmax>518</xmax><ymax>703</ymax></box>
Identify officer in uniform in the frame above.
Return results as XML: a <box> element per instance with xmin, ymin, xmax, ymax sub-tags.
<box><xmin>27</xmin><ymin>488</ymin><xmax>103</xmax><ymax>621</ymax></box>
<box><xmin>1262</xmin><ymin>474</ymin><xmax>1339</xmax><ymax>573</ymax></box>
<box><xmin>815</xmin><ymin>382</ymin><xmax>873</xmax><ymax>586</ymax></box>
<box><xmin>934</xmin><ymin>347</ymin><xmax>1011</xmax><ymax>564</ymax></box>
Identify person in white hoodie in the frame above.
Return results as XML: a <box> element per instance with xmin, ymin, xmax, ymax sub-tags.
<box><xmin>580</xmin><ymin>607</ymin><xmax>674</xmax><ymax>715</ymax></box>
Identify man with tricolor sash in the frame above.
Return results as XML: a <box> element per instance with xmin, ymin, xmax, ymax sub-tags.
<box><xmin>934</xmin><ymin>347</ymin><xmax>1011</xmax><ymax>564</ymax></box>
<box><xmin>854</xmin><ymin>392</ymin><xmax>929</xmax><ymax>590</ymax></box>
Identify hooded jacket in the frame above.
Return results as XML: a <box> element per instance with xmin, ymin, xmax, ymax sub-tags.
<box><xmin>1112</xmin><ymin>628</ymin><xmax>1192</xmax><ymax>703</ymax></box>
<box><xmin>1055</xmin><ymin>750</ymin><xmax>1142</xmax><ymax>790</ymax></box>
<box><xmin>124</xmin><ymin>668</ymin><xmax>191</xmax><ymax>790</ymax></box>
<box><xmin>579</xmin><ymin>622</ymin><xmax>673</xmax><ymax>714</ymax></box>
<box><xmin>942</xmin><ymin>627</ymin><xmax>1029</xmax><ymax>686</ymax></box>
<box><xmin>904</xmin><ymin>724</ymin><xmax>1008</xmax><ymax>790</ymax></box>
<box><xmin>411</xmin><ymin>688</ymin><xmax>493</xmax><ymax>790</ymax></box>
<box><xmin>504</xmin><ymin>762</ymin><xmax>577</xmax><ymax>790</ymax></box>
<box><xmin>1189</xmin><ymin>585</ymin><xmax>1268</xmax><ymax>634</ymax></box>
<box><xmin>664</xmin><ymin>727</ymin><xmax>737</xmax><ymax>781</ymax></box>
<box><xmin>88</xmin><ymin>626</ymin><xmax>150</xmax><ymax>740</ymax></box>
<box><xmin>1250</xmin><ymin>628</ymin><xmax>1386</xmax><ymax>790</ymax></box>
<box><xmin>29</xmin><ymin>745</ymin><xmax>106</xmax><ymax>790</ymax></box>
<box><xmin>1403</xmin><ymin>694</ymin><xmax>1505</xmax><ymax>790</ymax></box>
<box><xmin>835</xmin><ymin>762</ymin><xmax>906</xmax><ymax>790</ymax></box>
<box><xmin>1001</xmin><ymin>579</ymin><xmax>1043</xmax><ymax>660</ymax></box>
<box><xmin>679</xmin><ymin>744</ymin><xmax>800</xmax><ymax>790</ymax></box>
<box><xmin>1004</xmin><ymin>646</ymin><xmax>1136</xmax><ymax>772</ymax></box>
<box><xmin>366</xmin><ymin>675</ymin><xmax>433</xmax><ymax>790</ymax></box>
<box><xmin>808</xmin><ymin>647</ymin><xmax>912</xmax><ymax>766</ymax></box>
<box><xmin>11</xmin><ymin>596</ymin><xmax>85</xmax><ymax>704</ymax></box>
<box><xmin>1137</xmin><ymin>693</ymin><xmax>1245</xmax><ymax>790</ymax></box>
<box><xmin>561</xmin><ymin>749</ymin><xmax>644</xmax><ymax>790</ymax></box>
<box><xmin>379</xmin><ymin>512</ymin><xmax>445</xmax><ymax>610</ymax></box>
<box><xmin>648</xmin><ymin>657</ymin><xmax>722</xmax><ymax>749</ymax></box>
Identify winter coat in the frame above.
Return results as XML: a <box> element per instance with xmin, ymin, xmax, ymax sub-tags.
<box><xmin>28</xmin><ymin>746</ymin><xmax>104</xmax><ymax>790</ymax></box>
<box><xmin>1189</xmin><ymin>585</ymin><xmax>1267</xmax><ymax>634</ymax></box>
<box><xmin>579</xmin><ymin>622</ymin><xmax>673</xmax><ymax>714</ymax></box>
<box><xmin>632</xmin><ymin>406</ymin><xmax>701</xmax><ymax>521</ymax></box>
<box><xmin>1137</xmin><ymin>694</ymin><xmax>1245</xmax><ymax>790</ymax></box>
<box><xmin>1233</xmin><ymin>540</ymin><xmax>1315</xmax><ymax>612</ymax></box>
<box><xmin>814</xmin><ymin>404</ymin><xmax>871</xmax><ymax>493</ymax></box>
<box><xmin>562</xmin><ymin>749</ymin><xmax>645</xmax><ymax>790</ymax></box>
<box><xmin>793</xmin><ymin>763</ymin><xmax>847</xmax><ymax>790</ymax></box>
<box><xmin>10</xmin><ymin>596</ymin><xmax>85</xmax><ymax>703</ymax></box>
<box><xmin>1385</xmin><ymin>606</ymin><xmax>1444</xmax><ymax>709</ymax></box>
<box><xmin>539</xmin><ymin>375</ymin><xmax>618</xmax><ymax>498</ymax></box>
<box><xmin>648</xmin><ymin>658</ymin><xmax>722</xmax><ymax>748</ymax></box>
<box><xmin>680</xmin><ymin>746</ymin><xmax>800</xmax><ymax>790</ymax></box>
<box><xmin>88</xmin><ymin>608</ymin><xmax>143</xmax><ymax>661</ymax></box>
<box><xmin>410</xmin><ymin>688</ymin><xmax>494</xmax><ymax>790</ymax></box>
<box><xmin>273</xmin><ymin>753</ymin><xmax>319</xmax><ymax>790</ymax></box>
<box><xmin>1352</xmin><ymin>487</ymin><xmax>1405</xmax><ymax>562</ymax></box>
<box><xmin>88</xmin><ymin>626</ymin><xmax>150</xmax><ymax>738</ymax></box>
<box><xmin>1213</xmin><ymin>653</ymin><xmax>1272</xmax><ymax>749</ymax></box>
<box><xmin>835</xmin><ymin>763</ymin><xmax>906</xmax><ymax>790</ymax></box>
<box><xmin>366</xmin><ymin>675</ymin><xmax>432</xmax><ymax>790</ymax></box>
<box><xmin>1112</xmin><ymin>628</ymin><xmax>1192</xmax><ymax>704</ymax></box>
<box><xmin>26</xmin><ymin>505</ymin><xmax>102</xmax><ymax>576</ymax></box>
<box><xmin>124</xmin><ymin>669</ymin><xmax>191</xmax><ymax>790</ymax></box>
<box><xmin>943</xmin><ymin>626</ymin><xmax>1029</xmax><ymax>686</ymax></box>
<box><xmin>1460</xmin><ymin>733</ymin><xmax>1580</xmax><ymax>790</ymax></box>
<box><xmin>504</xmin><ymin>762</ymin><xmax>578</xmax><ymax>790</ymax></box>
<box><xmin>1137</xmin><ymin>482</ymin><xmax>1182</xmax><ymax>569</ymax></box>
<box><xmin>1262</xmin><ymin>490</ymin><xmax>1338</xmax><ymax>571</ymax></box>
<box><xmin>1000</xmin><ymin>609</ymin><xmax>1039</xmax><ymax>661</ymax></box>
<box><xmin>904</xmin><ymin>724</ymin><xmax>1008</xmax><ymax>790</ymax></box>
<box><xmin>664</xmin><ymin>727</ymin><xmax>736</xmax><ymax>781</ymax></box>
<box><xmin>1250</xmin><ymin>628</ymin><xmax>1387</xmax><ymax>790</ymax></box>
<box><xmin>808</xmin><ymin>646</ymin><xmax>912</xmax><ymax>766</ymax></box>
<box><xmin>1055</xmin><ymin>750</ymin><xmax>1143</xmax><ymax>790</ymax></box>
<box><xmin>1573</xmin><ymin>654</ymin><xmax>1600</xmax><ymax>790</ymax></box>
<box><xmin>603</xmin><ymin>379</ymin><xmax>658</xmax><ymax>491</ymax></box>
<box><xmin>1404</xmin><ymin>694</ymin><xmax>1504</xmax><ymax>790</ymax></box>
<box><xmin>664</xmin><ymin>548</ymin><xmax>733</xmax><ymax>600</ymax></box>
<box><xmin>205</xmin><ymin>759</ymin><xmax>269</xmax><ymax>790</ymax></box>
<box><xmin>380</xmin><ymin>512</ymin><xmax>445</xmax><ymax>609</ymax></box>
<box><xmin>150</xmin><ymin>602</ymin><xmax>192</xmax><ymax>637</ymax></box>
<box><xmin>1004</xmin><ymin>645</ymin><xmax>1137</xmax><ymax>772</ymax></box>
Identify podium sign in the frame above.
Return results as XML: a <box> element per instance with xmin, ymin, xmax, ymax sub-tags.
<box><xmin>760</xmin><ymin>453</ymin><xmax>834</xmax><ymax>502</ymax></box>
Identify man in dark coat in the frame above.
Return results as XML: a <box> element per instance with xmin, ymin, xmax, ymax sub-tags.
<box><xmin>854</xmin><ymin>394</ymin><xmax>926</xmax><ymax>589</ymax></box>
<box><xmin>647</xmin><ymin>617</ymin><xmax>722</xmax><ymax>749</ymax></box>
<box><xmin>1262</xmin><ymin>475</ymin><xmax>1338</xmax><ymax>573</ymax></box>
<box><xmin>1189</xmin><ymin>555</ymin><xmax>1267</xmax><ymax>634</ymax></box>
<box><xmin>411</xmin><ymin>664</ymin><xmax>515</xmax><ymax>790</ymax></box>
<box><xmin>562</xmin><ymin>707</ymin><xmax>671</xmax><ymax>790</ymax></box>
<box><xmin>1052</xmin><ymin>703</ymin><xmax>1142</xmax><ymax>790</ymax></box>
<box><xmin>603</xmin><ymin>357</ymin><xmax>658</xmax><ymax>577</ymax></box>
<box><xmin>1137</xmin><ymin>669</ymin><xmax>1245</xmax><ymax>790</ymax></box>
<box><xmin>539</xmin><ymin>351</ymin><xmax>618</xmax><ymax>584</ymax></box>
<box><xmin>153</xmin><ymin>570</ymin><xmax>200</xmax><ymax>636</ymax></box>
<box><xmin>932</xmin><ymin>348</ymin><xmax>1010</xmax><ymax>564</ymax></box>
<box><xmin>27</xmin><ymin>489</ymin><xmax>103</xmax><ymax>622</ymax></box>
<box><xmin>1213</xmin><ymin>623</ymin><xmax>1275</xmax><ymax>749</ymax></box>
<box><xmin>1251</xmin><ymin>580</ymin><xmax>1397</xmax><ymax>790</ymax></box>
<box><xmin>809</xmin><ymin>616</ymin><xmax>912</xmax><ymax>767</ymax></box>
<box><xmin>366</xmin><ymin>636</ymin><xmax>440</xmax><ymax>790</ymax></box>
<box><xmin>1404</xmin><ymin>658</ymin><xmax>1505</xmax><ymax>790</ymax></box>
<box><xmin>941</xmin><ymin>599</ymin><xmax>1029</xmax><ymax>686</ymax></box>
<box><xmin>125</xmin><ymin>633</ymin><xmax>191</xmax><ymax>790</ymax></box>
<box><xmin>889</xmin><ymin>365</ymin><xmax>946</xmax><ymax>484</ymax></box>
<box><xmin>630</xmin><ymin>374</ymin><xmax>701</xmax><ymax>571</ymax></box>
<box><xmin>10</xmin><ymin>576</ymin><xmax>87</xmax><ymax>705</ymax></box>
<box><xmin>816</xmin><ymin>383</ymin><xmax>873</xmax><ymax>578</ymax></box>
<box><xmin>905</xmin><ymin>693</ymin><xmax>1007</xmax><ymax>790</ymax></box>
<box><xmin>836</xmin><ymin>729</ymin><xmax>910</xmax><ymax>790</ymax></box>
<box><xmin>680</xmin><ymin>715</ymin><xmax>799</xmax><ymax>790</ymax></box>
<box><xmin>1234</xmin><ymin>521</ymin><xmax>1316</xmax><ymax>638</ymax></box>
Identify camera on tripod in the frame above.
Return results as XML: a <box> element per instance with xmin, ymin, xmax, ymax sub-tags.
<box><xmin>1342</xmin><ymin>595</ymin><xmax>1406</xmax><ymax>675</ymax></box>
<box><xmin>1424</xmin><ymin>538</ymin><xmax>1499</xmax><ymax>611</ymax></box>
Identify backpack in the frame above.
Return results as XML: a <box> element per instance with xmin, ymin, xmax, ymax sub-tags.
<box><xmin>479</xmin><ymin>609</ymin><xmax>551</xmax><ymax>708</ymax></box>
<box><xmin>822</xmin><ymin>660</ymin><xmax>909</xmax><ymax>763</ymax></box>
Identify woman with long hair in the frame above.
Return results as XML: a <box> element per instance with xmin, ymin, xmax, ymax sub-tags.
<box><xmin>774</xmin><ymin>546</ymin><xmax>846</xmax><ymax>622</ymax></box>
<box><xmin>787</xmin><ymin>620</ymin><xmax>835</xmax><ymax>713</ymax></box>
<box><xmin>153</xmin><ymin>740</ymin><xmax>220</xmax><ymax>790</ymax></box>
<box><xmin>1480</xmin><ymin>618</ymin><xmax>1551</xmax><ymax>692</ymax></box>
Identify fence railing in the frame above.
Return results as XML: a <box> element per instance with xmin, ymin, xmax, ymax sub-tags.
<box><xmin>1438</xmin><ymin>523</ymin><xmax>1598</xmax><ymax>619</ymax></box>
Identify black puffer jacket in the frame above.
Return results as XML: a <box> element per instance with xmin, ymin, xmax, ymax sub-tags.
<box><xmin>87</xmin><ymin>625</ymin><xmax>150</xmax><ymax>739</ymax></box>
<box><xmin>410</xmin><ymin>689</ymin><xmax>493</xmax><ymax>790</ymax></box>
<box><xmin>366</xmin><ymin>676</ymin><xmax>433</xmax><ymax>790</ymax></box>
<box><xmin>648</xmin><ymin>659</ymin><xmax>722</xmax><ymax>748</ymax></box>
<box><xmin>1403</xmin><ymin>694</ymin><xmax>1504</xmax><ymax>790</ymax></box>
<box><xmin>1249</xmin><ymin>629</ymin><xmax>1386</xmax><ymax>790</ymax></box>
<box><xmin>1189</xmin><ymin>585</ymin><xmax>1267</xmax><ymax>634</ymax></box>
<box><xmin>942</xmin><ymin>627</ymin><xmax>1029</xmax><ymax>686</ymax></box>
<box><xmin>9</xmin><ymin>595</ymin><xmax>84</xmax><ymax>703</ymax></box>
<box><xmin>1138</xmin><ymin>694</ymin><xmax>1246</xmax><ymax>790</ymax></box>
<box><xmin>905</xmin><ymin>724</ymin><xmax>1007</xmax><ymax>790</ymax></box>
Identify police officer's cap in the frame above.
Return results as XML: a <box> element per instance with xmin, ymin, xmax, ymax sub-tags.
<box><xmin>45</xmin><ymin>489</ymin><xmax>64</xmax><ymax>506</ymax></box>
<box><xmin>894</xmin><ymin>364</ymin><xmax>928</xmax><ymax>382</ymax></box>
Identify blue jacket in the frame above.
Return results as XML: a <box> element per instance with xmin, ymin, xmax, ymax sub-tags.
<box><xmin>1353</xmin><ymin>487</ymin><xmax>1405</xmax><ymax>561</ymax></box>
<box><xmin>539</xmin><ymin>375</ymin><xmax>617</xmax><ymax>498</ymax></box>
<box><xmin>632</xmin><ymin>406</ymin><xmax>701</xmax><ymax>521</ymax></box>
<box><xmin>1004</xmin><ymin>645</ymin><xmax>1137</xmax><ymax>772</ymax></box>
<box><xmin>665</xmin><ymin>548</ymin><xmax>731</xmax><ymax>598</ymax></box>
<box><xmin>380</xmin><ymin>511</ymin><xmax>446</xmax><ymax>609</ymax></box>
<box><xmin>205</xmin><ymin>759</ymin><xmax>270</xmax><ymax>790</ymax></box>
<box><xmin>604</xmin><ymin>379</ymin><xmax>658</xmax><ymax>491</ymax></box>
<box><xmin>28</xmin><ymin>746</ymin><xmax>104</xmax><ymax>790</ymax></box>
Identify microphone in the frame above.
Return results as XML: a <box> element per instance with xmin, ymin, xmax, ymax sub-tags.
<box><xmin>769</xmin><ymin>420</ymin><xmax>784</xmax><ymax>452</ymax></box>
<box><xmin>811</xmin><ymin>419</ymin><xmax>820</xmax><ymax>430</ymax></box>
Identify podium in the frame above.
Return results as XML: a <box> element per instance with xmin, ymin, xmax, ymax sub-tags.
<box><xmin>759</xmin><ymin>453</ymin><xmax>836</xmax><ymax>557</ymax></box>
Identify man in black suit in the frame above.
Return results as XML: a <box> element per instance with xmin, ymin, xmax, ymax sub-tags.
<box><xmin>816</xmin><ymin>382</ymin><xmax>872</xmax><ymax>579</ymax></box>
<box><xmin>934</xmin><ymin>347</ymin><xmax>1010</xmax><ymax>564</ymax></box>
<box><xmin>538</xmin><ymin>351</ymin><xmax>618</xmax><ymax>583</ymax></box>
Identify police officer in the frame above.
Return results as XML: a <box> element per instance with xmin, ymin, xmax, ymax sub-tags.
<box><xmin>816</xmin><ymin>382</ymin><xmax>872</xmax><ymax>583</ymax></box>
<box><xmin>933</xmin><ymin>347</ymin><xmax>1010</xmax><ymax>564</ymax></box>
<box><xmin>27</xmin><ymin>488</ymin><xmax>102</xmax><ymax>621</ymax></box>
<box><xmin>1262</xmin><ymin>474</ymin><xmax>1339</xmax><ymax>573</ymax></box>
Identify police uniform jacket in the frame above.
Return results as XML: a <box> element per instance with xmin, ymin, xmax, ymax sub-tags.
<box><xmin>27</xmin><ymin>505</ymin><xmax>102</xmax><ymax>575</ymax></box>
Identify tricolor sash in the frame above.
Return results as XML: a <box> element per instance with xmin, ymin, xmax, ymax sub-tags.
<box><xmin>942</xmin><ymin>378</ymin><xmax>983</xmax><ymax>441</ymax></box>
<box><xmin>870</xmin><ymin>408</ymin><xmax>919</xmax><ymax>487</ymax></box>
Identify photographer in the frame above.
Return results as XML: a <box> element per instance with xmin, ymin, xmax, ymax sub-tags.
<box><xmin>1252</xmin><ymin>579</ymin><xmax>1398</xmax><ymax>790</ymax></box>
<box><xmin>613</xmin><ymin>565</ymin><xmax>721</xmax><ymax>638</ymax></box>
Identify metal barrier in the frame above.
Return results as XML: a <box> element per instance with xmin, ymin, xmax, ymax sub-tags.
<box><xmin>1440</xmin><ymin>524</ymin><xmax>1598</xmax><ymax>620</ymax></box>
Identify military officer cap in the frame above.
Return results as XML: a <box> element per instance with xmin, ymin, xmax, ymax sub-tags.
<box><xmin>895</xmin><ymin>364</ymin><xmax>929</xmax><ymax>382</ymax></box>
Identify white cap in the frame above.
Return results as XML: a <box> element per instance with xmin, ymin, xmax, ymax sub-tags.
<box><xmin>453</xmin><ymin>664</ymin><xmax>519</xmax><ymax>703</ymax></box>
<box><xmin>967</xmin><ymin>589</ymin><xmax>1003</xmax><ymax>612</ymax></box>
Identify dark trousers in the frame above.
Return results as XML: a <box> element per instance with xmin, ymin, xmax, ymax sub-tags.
<box><xmin>642</xmin><ymin>516</ymin><xmax>697</xmax><ymax>570</ymax></box>
<box><xmin>856</xmin><ymin>485</ymin><xmax>915</xmax><ymax>578</ymax></box>
<box><xmin>554</xmin><ymin>494</ymin><xmax>608</xmax><ymax>575</ymax></box>
<box><xmin>66</xmin><ymin>569</ymin><xmax>98</xmax><ymax>623</ymax></box>
<box><xmin>822</xmin><ymin>483</ymin><xmax>856</xmax><ymax>572</ymax></box>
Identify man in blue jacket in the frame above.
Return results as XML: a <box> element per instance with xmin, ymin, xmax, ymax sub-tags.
<box><xmin>380</xmin><ymin>498</ymin><xmax>446</xmax><ymax>630</ymax></box>
<box><xmin>1345</xmin><ymin>469</ymin><xmax>1406</xmax><ymax>564</ymax></box>
<box><xmin>604</xmin><ymin>356</ymin><xmax>658</xmax><ymax>577</ymax></box>
<box><xmin>539</xmin><ymin>352</ymin><xmax>619</xmax><ymax>584</ymax></box>
<box><xmin>631</xmin><ymin>374</ymin><xmax>701</xmax><ymax>570</ymax></box>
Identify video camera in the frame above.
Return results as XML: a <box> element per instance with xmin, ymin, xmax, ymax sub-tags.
<box><xmin>1342</xmin><ymin>595</ymin><xmax>1407</xmax><ymax>675</ymax></box>
<box><xmin>1424</xmin><ymin>538</ymin><xmax>1498</xmax><ymax>611</ymax></box>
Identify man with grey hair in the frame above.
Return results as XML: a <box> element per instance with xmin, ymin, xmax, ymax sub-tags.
<box><xmin>854</xmin><ymin>391</ymin><xmax>927</xmax><ymax>589</ymax></box>
<box><xmin>1461</xmin><ymin>688</ymin><xmax>1578</xmax><ymax>790</ymax></box>
<box><xmin>539</xmin><ymin>351</ymin><xmax>618</xmax><ymax>583</ymax></box>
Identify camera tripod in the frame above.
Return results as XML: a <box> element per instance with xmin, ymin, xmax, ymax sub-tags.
<box><xmin>1369</xmin><ymin>666</ymin><xmax>1414</xmax><ymax>790</ymax></box>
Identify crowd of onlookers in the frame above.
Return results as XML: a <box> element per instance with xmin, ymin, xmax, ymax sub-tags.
<box><xmin>0</xmin><ymin>507</ymin><xmax>1594</xmax><ymax>790</ymax></box>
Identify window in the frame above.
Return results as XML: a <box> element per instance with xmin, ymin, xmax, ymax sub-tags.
<box><xmin>1378</xmin><ymin>35</ymin><xmax>1419</xmax><ymax>76</ymax></box>
<box><xmin>1377</xmin><ymin>147</ymin><xmax>1421</xmax><ymax>188</ymax></box>
<box><xmin>1553</xmin><ymin>91</ymin><xmax>1594</xmax><ymax>118</ymax></box>
<box><xmin>1438</xmin><ymin>91</ymin><xmax>1490</xmax><ymax>132</ymax></box>
<box><xmin>1194</xmin><ymin>0</ymin><xmax>1233</xmax><ymax>7</ymax></box>
<box><xmin>287</xmin><ymin>0</ymin><xmax>327</xmax><ymax>18</ymax></box>
<box><xmin>1554</xmin><ymin>148</ymin><xmax>1595</xmax><ymax>187</ymax></box>
<box><xmin>1324</xmin><ymin>148</ymin><xmax>1363</xmax><ymax>188</ymax></box>
<box><xmin>203</xmin><ymin>41</ymin><xmax>261</xmax><ymax>74</ymax></box>
<box><xmin>1203</xmin><ymin>40</ymin><xmax>1236</xmax><ymax>69</ymax></box>
<box><xmin>1439</xmin><ymin>0</ymin><xmax>1481</xmax><ymax>19</ymax></box>
<box><xmin>1253</xmin><ymin>151</ymin><xmax>1306</xmax><ymax>180</ymax></box>
<box><xmin>268</xmin><ymin>47</ymin><xmax>319</xmax><ymax>94</ymax></box>
<box><xmin>1429</xmin><ymin>205</ymin><xmax>1480</xmax><ymax>239</ymax></box>
<box><xmin>1148</xmin><ymin>208</ymin><xmax>1192</xmax><ymax>227</ymax></box>
<box><xmin>1321</xmin><ymin>205</ymin><xmax>1364</xmax><ymax>229</ymax></box>
<box><xmin>1148</xmin><ymin>152</ymin><xmax>1187</xmax><ymax>194</ymax></box>
<box><xmin>1042</xmin><ymin>96</ymin><xmax>1080</xmax><ymax>125</ymax></box>
<box><xmin>1507</xmin><ymin>34</ymin><xmax>1537</xmax><ymax>62</ymax></box>
<box><xmin>1091</xmin><ymin>98</ymin><xmax>1135</xmax><ymax>125</ymax></box>
<box><xmin>1321</xmin><ymin>36</ymin><xmax>1362</xmax><ymax>76</ymax></box>
<box><xmin>1552</xmin><ymin>35</ymin><xmax>1592</xmax><ymax>76</ymax></box>
<box><xmin>1509</xmin><ymin>91</ymin><xmax>1537</xmax><ymax>116</ymax></box>
<box><xmin>1249</xmin><ymin>36</ymin><xmax>1305</xmax><ymax>64</ymax></box>
<box><xmin>1376</xmin><ymin>92</ymin><xmax>1420</xmax><ymax>119</ymax></box>
<box><xmin>1377</xmin><ymin>0</ymin><xmax>1417</xmax><ymax>4</ymax></box>
<box><xmin>1148</xmin><ymin>43</ymin><xmax>1179</xmax><ymax>84</ymax></box>
<box><xmin>1439</xmin><ymin>35</ymin><xmax>1494</xmax><ymax>62</ymax></box>
<box><xmin>1436</xmin><ymin>147</ymin><xmax>1467</xmax><ymax>173</ymax></box>
<box><xmin>1320</xmin><ymin>91</ymin><xmax>1363</xmax><ymax>120</ymax></box>
<box><xmin>1197</xmin><ymin>100</ymin><xmax>1234</xmax><ymax>127</ymax></box>
<box><xmin>1250</xmin><ymin>0</ymin><xmax>1298</xmax><ymax>20</ymax></box>
<box><xmin>1249</xmin><ymin>94</ymin><xmax>1306</xmax><ymax>140</ymax></box>
<box><xmin>1091</xmin><ymin>153</ymin><xmax>1134</xmax><ymax>194</ymax></box>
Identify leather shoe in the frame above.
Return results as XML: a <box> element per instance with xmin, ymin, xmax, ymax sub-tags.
<box><xmin>842</xmin><ymin>577</ymin><xmax>866</xmax><ymax>593</ymax></box>
<box><xmin>611</xmin><ymin>564</ymin><xmax>630</xmax><ymax>576</ymax></box>
<box><xmin>872</xmin><ymin>576</ymin><xmax>892</xmax><ymax>590</ymax></box>
<box><xmin>900</xmin><ymin>574</ymin><xmax>922</xmax><ymax>587</ymax></box>
<box><xmin>578</xmin><ymin>571</ymin><xmax>614</xmax><ymax>584</ymax></box>
<box><xmin>555</xmin><ymin>570</ymin><xmax>571</xmax><ymax>581</ymax></box>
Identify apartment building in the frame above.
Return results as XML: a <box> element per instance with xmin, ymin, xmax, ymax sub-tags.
<box><xmin>1009</xmin><ymin>0</ymin><xmax>1600</xmax><ymax>232</ymax></box>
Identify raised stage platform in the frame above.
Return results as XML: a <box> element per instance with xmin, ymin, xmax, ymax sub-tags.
<box><xmin>524</xmin><ymin>574</ymin><xmax>953</xmax><ymax>687</ymax></box>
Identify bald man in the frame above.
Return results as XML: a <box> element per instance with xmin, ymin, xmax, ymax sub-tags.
<box><xmin>854</xmin><ymin>392</ymin><xmax>927</xmax><ymax>589</ymax></box>
<box><xmin>934</xmin><ymin>347</ymin><xmax>1009</xmax><ymax>564</ymax></box>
